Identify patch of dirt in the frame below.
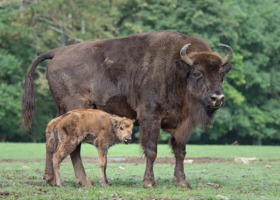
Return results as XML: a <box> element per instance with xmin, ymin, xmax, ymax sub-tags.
<box><xmin>0</xmin><ymin>159</ymin><xmax>43</xmax><ymax>163</ymax></box>
<box><xmin>1</xmin><ymin>157</ymin><xmax>279</xmax><ymax>164</ymax></box>
<box><xmin>22</xmin><ymin>181</ymin><xmax>46</xmax><ymax>187</ymax></box>
<box><xmin>96</xmin><ymin>157</ymin><xmax>233</xmax><ymax>164</ymax></box>
<box><xmin>0</xmin><ymin>192</ymin><xmax>10</xmax><ymax>197</ymax></box>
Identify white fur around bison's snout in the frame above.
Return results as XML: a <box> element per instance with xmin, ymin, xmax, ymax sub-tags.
<box><xmin>44</xmin><ymin>109</ymin><xmax>134</xmax><ymax>187</ymax></box>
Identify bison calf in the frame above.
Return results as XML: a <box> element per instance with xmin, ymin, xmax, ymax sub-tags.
<box><xmin>43</xmin><ymin>109</ymin><xmax>134</xmax><ymax>187</ymax></box>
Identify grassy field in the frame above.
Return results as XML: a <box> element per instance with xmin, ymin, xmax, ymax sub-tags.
<box><xmin>0</xmin><ymin>143</ymin><xmax>279</xmax><ymax>199</ymax></box>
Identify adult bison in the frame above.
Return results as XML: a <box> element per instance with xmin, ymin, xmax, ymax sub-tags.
<box><xmin>21</xmin><ymin>30</ymin><xmax>233</xmax><ymax>188</ymax></box>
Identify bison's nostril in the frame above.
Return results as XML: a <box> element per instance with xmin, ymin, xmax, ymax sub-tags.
<box><xmin>210</xmin><ymin>96</ymin><xmax>217</xmax><ymax>102</ymax></box>
<box><xmin>209</xmin><ymin>93</ymin><xmax>225</xmax><ymax>108</ymax></box>
<box><xmin>210</xmin><ymin>94</ymin><xmax>224</xmax><ymax>103</ymax></box>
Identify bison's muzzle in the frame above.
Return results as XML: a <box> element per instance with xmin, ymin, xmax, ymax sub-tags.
<box><xmin>208</xmin><ymin>93</ymin><xmax>225</xmax><ymax>109</ymax></box>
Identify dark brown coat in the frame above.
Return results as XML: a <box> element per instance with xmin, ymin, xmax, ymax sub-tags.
<box><xmin>44</xmin><ymin>109</ymin><xmax>134</xmax><ymax>187</ymax></box>
<box><xmin>22</xmin><ymin>30</ymin><xmax>233</xmax><ymax>187</ymax></box>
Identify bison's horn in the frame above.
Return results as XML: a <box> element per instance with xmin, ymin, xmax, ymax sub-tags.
<box><xmin>180</xmin><ymin>43</ymin><xmax>194</xmax><ymax>66</ymax></box>
<box><xmin>219</xmin><ymin>44</ymin><xmax>233</xmax><ymax>65</ymax></box>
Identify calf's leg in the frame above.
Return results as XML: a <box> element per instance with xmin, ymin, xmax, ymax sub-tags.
<box><xmin>53</xmin><ymin>146</ymin><xmax>69</xmax><ymax>187</ymax></box>
<box><xmin>98</xmin><ymin>148</ymin><xmax>109</xmax><ymax>187</ymax></box>
<box><xmin>139</xmin><ymin>115</ymin><xmax>161</xmax><ymax>188</ymax></box>
<box><xmin>44</xmin><ymin>129</ymin><xmax>58</xmax><ymax>186</ymax></box>
<box><xmin>53</xmin><ymin>139</ymin><xmax>81</xmax><ymax>187</ymax></box>
<box><xmin>44</xmin><ymin>146</ymin><xmax>55</xmax><ymax>186</ymax></box>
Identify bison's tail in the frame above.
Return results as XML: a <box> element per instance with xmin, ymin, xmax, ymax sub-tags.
<box><xmin>21</xmin><ymin>51</ymin><xmax>55</xmax><ymax>130</ymax></box>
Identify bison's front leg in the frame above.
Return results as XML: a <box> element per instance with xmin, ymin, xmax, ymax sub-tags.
<box><xmin>139</xmin><ymin>115</ymin><xmax>161</xmax><ymax>188</ymax></box>
<box><xmin>170</xmin><ymin>137</ymin><xmax>190</xmax><ymax>188</ymax></box>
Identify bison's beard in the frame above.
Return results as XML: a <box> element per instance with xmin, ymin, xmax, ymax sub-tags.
<box><xmin>190</xmin><ymin>100</ymin><xmax>216</xmax><ymax>129</ymax></box>
<box><xmin>175</xmin><ymin>96</ymin><xmax>217</xmax><ymax>144</ymax></box>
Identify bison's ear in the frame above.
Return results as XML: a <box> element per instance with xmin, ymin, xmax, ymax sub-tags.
<box><xmin>222</xmin><ymin>63</ymin><xmax>232</xmax><ymax>76</ymax></box>
<box><xmin>175</xmin><ymin>60</ymin><xmax>191</xmax><ymax>78</ymax></box>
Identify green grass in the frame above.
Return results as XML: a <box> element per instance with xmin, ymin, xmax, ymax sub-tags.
<box><xmin>1</xmin><ymin>143</ymin><xmax>280</xmax><ymax>160</ymax></box>
<box><xmin>0</xmin><ymin>143</ymin><xmax>280</xmax><ymax>199</ymax></box>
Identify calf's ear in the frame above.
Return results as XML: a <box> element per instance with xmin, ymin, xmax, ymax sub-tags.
<box><xmin>175</xmin><ymin>60</ymin><xmax>191</xmax><ymax>78</ymax></box>
<box><xmin>222</xmin><ymin>63</ymin><xmax>232</xmax><ymax>76</ymax></box>
<box><xmin>110</xmin><ymin>118</ymin><xmax>118</xmax><ymax>128</ymax></box>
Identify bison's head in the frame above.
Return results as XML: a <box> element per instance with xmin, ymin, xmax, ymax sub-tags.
<box><xmin>176</xmin><ymin>44</ymin><xmax>233</xmax><ymax>113</ymax></box>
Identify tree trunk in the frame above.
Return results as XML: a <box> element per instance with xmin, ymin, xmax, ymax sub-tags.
<box><xmin>253</xmin><ymin>137</ymin><xmax>262</xmax><ymax>145</ymax></box>
<box><xmin>0</xmin><ymin>134</ymin><xmax>6</xmax><ymax>142</ymax></box>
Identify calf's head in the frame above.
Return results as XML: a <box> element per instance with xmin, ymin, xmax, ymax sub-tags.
<box><xmin>176</xmin><ymin>43</ymin><xmax>233</xmax><ymax>112</ymax></box>
<box><xmin>111</xmin><ymin>116</ymin><xmax>134</xmax><ymax>144</ymax></box>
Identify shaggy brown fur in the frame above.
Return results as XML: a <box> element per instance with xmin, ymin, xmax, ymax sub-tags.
<box><xmin>43</xmin><ymin>109</ymin><xmax>134</xmax><ymax>187</ymax></box>
<box><xmin>22</xmin><ymin>30</ymin><xmax>233</xmax><ymax>188</ymax></box>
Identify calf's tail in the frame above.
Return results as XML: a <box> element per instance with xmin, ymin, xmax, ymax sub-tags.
<box><xmin>21</xmin><ymin>51</ymin><xmax>54</xmax><ymax>130</ymax></box>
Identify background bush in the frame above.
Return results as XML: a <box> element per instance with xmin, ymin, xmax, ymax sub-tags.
<box><xmin>0</xmin><ymin>0</ymin><xmax>279</xmax><ymax>144</ymax></box>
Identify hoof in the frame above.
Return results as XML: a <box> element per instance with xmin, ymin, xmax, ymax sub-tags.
<box><xmin>101</xmin><ymin>182</ymin><xmax>110</xmax><ymax>187</ymax></box>
<box><xmin>79</xmin><ymin>179</ymin><xmax>94</xmax><ymax>187</ymax></box>
<box><xmin>174</xmin><ymin>181</ymin><xmax>191</xmax><ymax>188</ymax></box>
<box><xmin>44</xmin><ymin>173</ymin><xmax>57</xmax><ymax>187</ymax></box>
<box><xmin>173</xmin><ymin>177</ymin><xmax>191</xmax><ymax>188</ymax></box>
<box><xmin>143</xmin><ymin>179</ymin><xmax>156</xmax><ymax>188</ymax></box>
<box><xmin>46</xmin><ymin>179</ymin><xmax>56</xmax><ymax>186</ymax></box>
<box><xmin>43</xmin><ymin>173</ymin><xmax>53</xmax><ymax>181</ymax></box>
<box><xmin>54</xmin><ymin>181</ymin><xmax>63</xmax><ymax>187</ymax></box>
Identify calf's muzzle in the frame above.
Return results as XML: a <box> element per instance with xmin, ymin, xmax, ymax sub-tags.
<box><xmin>124</xmin><ymin>135</ymin><xmax>132</xmax><ymax>144</ymax></box>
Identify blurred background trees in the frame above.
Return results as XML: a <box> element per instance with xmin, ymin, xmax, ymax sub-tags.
<box><xmin>0</xmin><ymin>0</ymin><xmax>279</xmax><ymax>144</ymax></box>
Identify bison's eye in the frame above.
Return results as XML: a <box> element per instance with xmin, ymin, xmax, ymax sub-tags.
<box><xmin>120</xmin><ymin>126</ymin><xmax>124</xmax><ymax>131</ymax></box>
<box><xmin>193</xmin><ymin>72</ymin><xmax>202</xmax><ymax>78</ymax></box>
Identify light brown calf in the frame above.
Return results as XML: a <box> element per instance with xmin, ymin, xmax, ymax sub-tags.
<box><xmin>43</xmin><ymin>109</ymin><xmax>134</xmax><ymax>187</ymax></box>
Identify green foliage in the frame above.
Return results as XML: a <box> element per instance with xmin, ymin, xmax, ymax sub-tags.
<box><xmin>233</xmin><ymin>0</ymin><xmax>280</xmax><ymax>144</ymax></box>
<box><xmin>0</xmin><ymin>50</ymin><xmax>24</xmax><ymax>141</ymax></box>
<box><xmin>0</xmin><ymin>0</ymin><xmax>279</xmax><ymax>144</ymax></box>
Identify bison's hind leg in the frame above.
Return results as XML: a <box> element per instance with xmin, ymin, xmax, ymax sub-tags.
<box><xmin>70</xmin><ymin>144</ymin><xmax>94</xmax><ymax>187</ymax></box>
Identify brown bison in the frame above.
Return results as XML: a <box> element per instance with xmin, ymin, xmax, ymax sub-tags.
<box><xmin>44</xmin><ymin>109</ymin><xmax>134</xmax><ymax>187</ymax></box>
<box><xmin>21</xmin><ymin>30</ymin><xmax>233</xmax><ymax>188</ymax></box>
